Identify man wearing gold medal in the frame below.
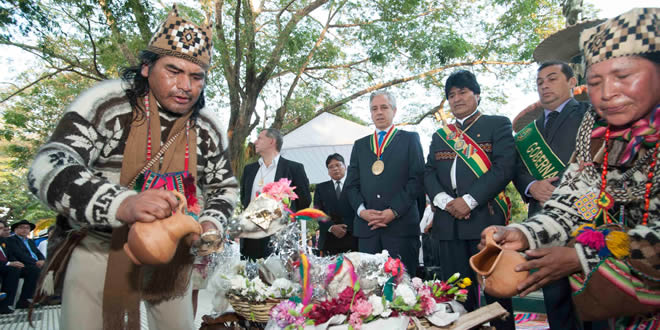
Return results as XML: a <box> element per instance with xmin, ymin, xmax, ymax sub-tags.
<box><xmin>344</xmin><ymin>91</ymin><xmax>425</xmax><ymax>275</ymax></box>
<box><xmin>424</xmin><ymin>70</ymin><xmax>516</xmax><ymax>329</ymax></box>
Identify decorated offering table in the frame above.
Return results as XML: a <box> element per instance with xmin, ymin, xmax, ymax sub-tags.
<box><xmin>201</xmin><ymin>179</ymin><xmax>509</xmax><ymax>329</ymax></box>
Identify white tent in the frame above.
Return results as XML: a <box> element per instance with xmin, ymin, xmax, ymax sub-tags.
<box><xmin>281</xmin><ymin>112</ymin><xmax>373</xmax><ymax>184</ymax></box>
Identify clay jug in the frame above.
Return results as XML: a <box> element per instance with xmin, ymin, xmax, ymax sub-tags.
<box><xmin>123</xmin><ymin>191</ymin><xmax>202</xmax><ymax>265</ymax></box>
<box><xmin>469</xmin><ymin>231</ymin><xmax>529</xmax><ymax>298</ymax></box>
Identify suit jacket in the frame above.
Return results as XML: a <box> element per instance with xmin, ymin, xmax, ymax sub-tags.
<box><xmin>345</xmin><ymin>129</ymin><xmax>425</xmax><ymax>238</ymax></box>
<box><xmin>424</xmin><ymin>114</ymin><xmax>516</xmax><ymax>241</ymax></box>
<box><xmin>5</xmin><ymin>235</ymin><xmax>45</xmax><ymax>266</ymax></box>
<box><xmin>314</xmin><ymin>179</ymin><xmax>357</xmax><ymax>252</ymax></box>
<box><xmin>240</xmin><ymin>156</ymin><xmax>311</xmax><ymax>212</ymax></box>
<box><xmin>513</xmin><ymin>99</ymin><xmax>588</xmax><ymax>216</ymax></box>
<box><xmin>239</xmin><ymin>156</ymin><xmax>311</xmax><ymax>259</ymax></box>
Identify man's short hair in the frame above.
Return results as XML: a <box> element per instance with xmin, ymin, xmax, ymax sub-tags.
<box><xmin>325</xmin><ymin>153</ymin><xmax>345</xmax><ymax>167</ymax></box>
<box><xmin>444</xmin><ymin>70</ymin><xmax>481</xmax><ymax>99</ymax></box>
<box><xmin>538</xmin><ymin>61</ymin><xmax>575</xmax><ymax>80</ymax></box>
<box><xmin>370</xmin><ymin>90</ymin><xmax>397</xmax><ymax>110</ymax></box>
<box><xmin>264</xmin><ymin>128</ymin><xmax>283</xmax><ymax>151</ymax></box>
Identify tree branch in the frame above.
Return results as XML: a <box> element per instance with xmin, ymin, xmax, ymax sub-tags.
<box><xmin>256</xmin><ymin>0</ymin><xmax>329</xmax><ymax>89</ymax></box>
<box><xmin>330</xmin><ymin>7</ymin><xmax>443</xmax><ymax>28</ymax></box>
<box><xmin>400</xmin><ymin>99</ymin><xmax>446</xmax><ymax>126</ymax></box>
<box><xmin>271</xmin><ymin>0</ymin><xmax>345</xmax><ymax>129</ymax></box>
<box><xmin>314</xmin><ymin>59</ymin><xmax>531</xmax><ymax>115</ymax></box>
<box><xmin>0</xmin><ymin>67</ymin><xmax>72</xmax><ymax>104</ymax></box>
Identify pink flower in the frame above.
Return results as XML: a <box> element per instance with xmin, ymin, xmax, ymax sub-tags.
<box><xmin>384</xmin><ymin>257</ymin><xmax>403</xmax><ymax>276</ymax></box>
<box><xmin>417</xmin><ymin>286</ymin><xmax>432</xmax><ymax>298</ymax></box>
<box><xmin>349</xmin><ymin>312</ymin><xmax>363</xmax><ymax>330</ymax></box>
<box><xmin>420</xmin><ymin>295</ymin><xmax>436</xmax><ymax>315</ymax></box>
<box><xmin>412</xmin><ymin>277</ymin><xmax>424</xmax><ymax>290</ymax></box>
<box><xmin>261</xmin><ymin>178</ymin><xmax>298</xmax><ymax>202</ymax></box>
<box><xmin>351</xmin><ymin>298</ymin><xmax>373</xmax><ymax>317</ymax></box>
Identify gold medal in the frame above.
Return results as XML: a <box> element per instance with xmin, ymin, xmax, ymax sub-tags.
<box><xmin>454</xmin><ymin>137</ymin><xmax>465</xmax><ymax>150</ymax></box>
<box><xmin>372</xmin><ymin>160</ymin><xmax>385</xmax><ymax>175</ymax></box>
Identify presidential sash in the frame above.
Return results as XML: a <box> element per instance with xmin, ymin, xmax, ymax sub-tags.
<box><xmin>436</xmin><ymin>124</ymin><xmax>512</xmax><ymax>222</ymax></box>
<box><xmin>514</xmin><ymin>121</ymin><xmax>565</xmax><ymax>180</ymax></box>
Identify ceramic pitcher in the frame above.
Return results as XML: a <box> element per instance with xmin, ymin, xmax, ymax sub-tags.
<box><xmin>469</xmin><ymin>231</ymin><xmax>529</xmax><ymax>298</ymax></box>
<box><xmin>123</xmin><ymin>190</ymin><xmax>202</xmax><ymax>265</ymax></box>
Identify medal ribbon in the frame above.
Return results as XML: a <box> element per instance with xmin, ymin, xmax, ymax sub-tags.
<box><xmin>370</xmin><ymin>126</ymin><xmax>398</xmax><ymax>160</ymax></box>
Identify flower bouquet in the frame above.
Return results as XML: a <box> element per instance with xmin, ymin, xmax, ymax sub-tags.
<box><xmin>223</xmin><ymin>260</ymin><xmax>301</xmax><ymax>323</ymax></box>
<box><xmin>266</xmin><ymin>253</ymin><xmax>472</xmax><ymax>330</ymax></box>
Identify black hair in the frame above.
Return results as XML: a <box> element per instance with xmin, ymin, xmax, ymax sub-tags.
<box><xmin>120</xmin><ymin>50</ymin><xmax>206</xmax><ymax>121</ymax></box>
<box><xmin>640</xmin><ymin>51</ymin><xmax>660</xmax><ymax>65</ymax></box>
<box><xmin>444</xmin><ymin>70</ymin><xmax>481</xmax><ymax>99</ymax></box>
<box><xmin>325</xmin><ymin>153</ymin><xmax>345</xmax><ymax>167</ymax></box>
<box><xmin>538</xmin><ymin>60</ymin><xmax>575</xmax><ymax>80</ymax></box>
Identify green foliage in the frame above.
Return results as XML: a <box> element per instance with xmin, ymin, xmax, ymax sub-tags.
<box><xmin>506</xmin><ymin>182</ymin><xmax>528</xmax><ymax>223</ymax></box>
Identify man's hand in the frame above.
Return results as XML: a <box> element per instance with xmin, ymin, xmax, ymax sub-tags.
<box><xmin>36</xmin><ymin>260</ymin><xmax>45</xmax><ymax>268</ymax></box>
<box><xmin>8</xmin><ymin>261</ymin><xmax>24</xmax><ymax>268</ymax></box>
<box><xmin>330</xmin><ymin>224</ymin><xmax>347</xmax><ymax>238</ymax></box>
<box><xmin>515</xmin><ymin>247</ymin><xmax>582</xmax><ymax>297</ymax></box>
<box><xmin>186</xmin><ymin>221</ymin><xmax>218</xmax><ymax>246</ymax></box>
<box><xmin>359</xmin><ymin>209</ymin><xmax>382</xmax><ymax>223</ymax></box>
<box><xmin>367</xmin><ymin>209</ymin><xmax>396</xmax><ymax>230</ymax></box>
<box><xmin>479</xmin><ymin>226</ymin><xmax>529</xmax><ymax>251</ymax></box>
<box><xmin>529</xmin><ymin>177</ymin><xmax>559</xmax><ymax>204</ymax></box>
<box><xmin>116</xmin><ymin>189</ymin><xmax>179</xmax><ymax>224</ymax></box>
<box><xmin>446</xmin><ymin>197</ymin><xmax>471</xmax><ymax>219</ymax></box>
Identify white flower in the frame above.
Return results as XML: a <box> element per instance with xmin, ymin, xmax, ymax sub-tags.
<box><xmin>412</xmin><ymin>277</ymin><xmax>424</xmax><ymax>290</ymax></box>
<box><xmin>230</xmin><ymin>275</ymin><xmax>247</xmax><ymax>291</ymax></box>
<box><xmin>368</xmin><ymin>295</ymin><xmax>384</xmax><ymax>316</ymax></box>
<box><xmin>395</xmin><ymin>284</ymin><xmax>417</xmax><ymax>306</ymax></box>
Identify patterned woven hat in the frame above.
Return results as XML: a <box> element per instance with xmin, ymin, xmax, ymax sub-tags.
<box><xmin>579</xmin><ymin>8</ymin><xmax>658</xmax><ymax>66</ymax></box>
<box><xmin>148</xmin><ymin>4</ymin><xmax>213</xmax><ymax>70</ymax></box>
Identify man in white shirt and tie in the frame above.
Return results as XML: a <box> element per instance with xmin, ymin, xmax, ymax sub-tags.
<box><xmin>314</xmin><ymin>153</ymin><xmax>357</xmax><ymax>256</ymax></box>
<box><xmin>239</xmin><ymin>128</ymin><xmax>311</xmax><ymax>259</ymax></box>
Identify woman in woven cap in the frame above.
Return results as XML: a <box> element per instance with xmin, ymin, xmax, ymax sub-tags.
<box><xmin>480</xmin><ymin>7</ymin><xmax>659</xmax><ymax>327</ymax></box>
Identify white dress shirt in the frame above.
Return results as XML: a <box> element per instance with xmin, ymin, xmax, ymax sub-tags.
<box><xmin>250</xmin><ymin>154</ymin><xmax>281</xmax><ymax>202</ymax></box>
<box><xmin>433</xmin><ymin>110</ymin><xmax>479</xmax><ymax>211</ymax></box>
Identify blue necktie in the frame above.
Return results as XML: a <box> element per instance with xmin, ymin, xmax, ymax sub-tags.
<box><xmin>22</xmin><ymin>238</ymin><xmax>38</xmax><ymax>260</ymax></box>
<box><xmin>377</xmin><ymin>131</ymin><xmax>386</xmax><ymax>146</ymax></box>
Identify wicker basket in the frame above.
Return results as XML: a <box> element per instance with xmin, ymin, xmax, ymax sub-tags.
<box><xmin>227</xmin><ymin>294</ymin><xmax>280</xmax><ymax>323</ymax></box>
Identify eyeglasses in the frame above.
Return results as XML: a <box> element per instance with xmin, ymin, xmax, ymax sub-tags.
<box><xmin>327</xmin><ymin>163</ymin><xmax>344</xmax><ymax>169</ymax></box>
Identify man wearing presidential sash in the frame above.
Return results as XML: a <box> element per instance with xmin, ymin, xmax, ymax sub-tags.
<box><xmin>344</xmin><ymin>91</ymin><xmax>425</xmax><ymax>275</ymax></box>
<box><xmin>424</xmin><ymin>70</ymin><xmax>515</xmax><ymax>329</ymax></box>
<box><xmin>512</xmin><ymin>61</ymin><xmax>589</xmax><ymax>330</ymax></box>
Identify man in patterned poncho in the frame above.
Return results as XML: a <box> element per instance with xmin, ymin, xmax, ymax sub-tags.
<box><xmin>27</xmin><ymin>5</ymin><xmax>238</xmax><ymax>329</ymax></box>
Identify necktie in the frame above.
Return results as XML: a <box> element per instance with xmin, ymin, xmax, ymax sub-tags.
<box><xmin>378</xmin><ymin>131</ymin><xmax>386</xmax><ymax>146</ymax></box>
<box><xmin>544</xmin><ymin>111</ymin><xmax>559</xmax><ymax>138</ymax></box>
<box><xmin>335</xmin><ymin>180</ymin><xmax>342</xmax><ymax>200</ymax></box>
<box><xmin>0</xmin><ymin>247</ymin><xmax>7</xmax><ymax>263</ymax></box>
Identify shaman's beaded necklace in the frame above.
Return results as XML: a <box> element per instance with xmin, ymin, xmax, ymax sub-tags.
<box><xmin>599</xmin><ymin>125</ymin><xmax>659</xmax><ymax>226</ymax></box>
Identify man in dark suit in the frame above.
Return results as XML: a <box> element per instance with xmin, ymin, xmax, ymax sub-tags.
<box><xmin>240</xmin><ymin>128</ymin><xmax>311</xmax><ymax>259</ymax></box>
<box><xmin>0</xmin><ymin>220</ymin><xmax>22</xmax><ymax>314</ymax></box>
<box><xmin>314</xmin><ymin>153</ymin><xmax>358</xmax><ymax>256</ymax></box>
<box><xmin>513</xmin><ymin>61</ymin><xmax>590</xmax><ymax>330</ymax></box>
<box><xmin>424</xmin><ymin>70</ymin><xmax>515</xmax><ymax>329</ymax></box>
<box><xmin>345</xmin><ymin>91</ymin><xmax>424</xmax><ymax>275</ymax></box>
<box><xmin>4</xmin><ymin>220</ymin><xmax>44</xmax><ymax>309</ymax></box>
